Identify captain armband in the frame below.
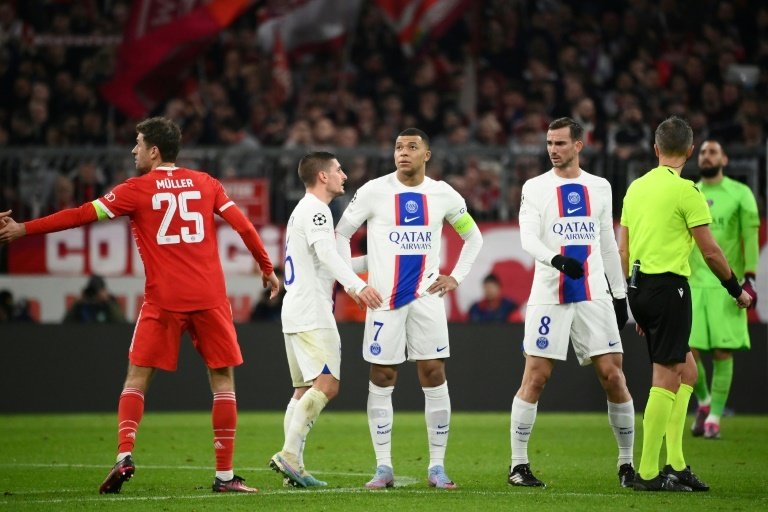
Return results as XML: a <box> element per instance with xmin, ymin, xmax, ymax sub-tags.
<box><xmin>451</xmin><ymin>212</ymin><xmax>476</xmax><ymax>237</ymax></box>
<box><xmin>92</xmin><ymin>200</ymin><xmax>110</xmax><ymax>221</ymax></box>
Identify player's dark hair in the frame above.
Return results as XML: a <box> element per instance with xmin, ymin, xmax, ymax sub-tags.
<box><xmin>136</xmin><ymin>117</ymin><xmax>181</xmax><ymax>162</ymax></box>
<box><xmin>548</xmin><ymin>117</ymin><xmax>583</xmax><ymax>141</ymax></box>
<box><xmin>655</xmin><ymin>116</ymin><xmax>693</xmax><ymax>156</ymax></box>
<box><xmin>298</xmin><ymin>151</ymin><xmax>337</xmax><ymax>187</ymax></box>
<box><xmin>398</xmin><ymin>127</ymin><xmax>430</xmax><ymax>148</ymax></box>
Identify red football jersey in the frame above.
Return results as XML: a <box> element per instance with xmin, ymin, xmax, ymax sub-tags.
<box><xmin>94</xmin><ymin>166</ymin><xmax>234</xmax><ymax>311</ymax></box>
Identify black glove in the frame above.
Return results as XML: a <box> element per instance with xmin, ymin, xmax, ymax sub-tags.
<box><xmin>742</xmin><ymin>273</ymin><xmax>758</xmax><ymax>309</ymax></box>
<box><xmin>613</xmin><ymin>297</ymin><xmax>628</xmax><ymax>330</ymax></box>
<box><xmin>551</xmin><ymin>255</ymin><xmax>584</xmax><ymax>279</ymax></box>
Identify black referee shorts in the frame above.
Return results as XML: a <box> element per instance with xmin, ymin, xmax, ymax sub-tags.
<box><xmin>628</xmin><ymin>272</ymin><xmax>691</xmax><ymax>365</ymax></box>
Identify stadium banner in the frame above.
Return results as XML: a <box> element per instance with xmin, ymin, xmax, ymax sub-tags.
<box><xmin>219</xmin><ymin>178</ymin><xmax>270</xmax><ymax>225</ymax></box>
<box><xmin>3</xmin><ymin>221</ymin><xmax>767</xmax><ymax>323</ymax></box>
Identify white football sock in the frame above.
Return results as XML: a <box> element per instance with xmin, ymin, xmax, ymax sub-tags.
<box><xmin>423</xmin><ymin>381</ymin><xmax>451</xmax><ymax>469</ymax></box>
<box><xmin>283</xmin><ymin>389</ymin><xmax>328</xmax><ymax>456</ymax></box>
<box><xmin>367</xmin><ymin>381</ymin><xmax>394</xmax><ymax>468</ymax></box>
<box><xmin>283</xmin><ymin>397</ymin><xmax>301</xmax><ymax>465</ymax></box>
<box><xmin>511</xmin><ymin>396</ymin><xmax>538</xmax><ymax>467</ymax></box>
<box><xmin>607</xmin><ymin>399</ymin><xmax>635</xmax><ymax>467</ymax></box>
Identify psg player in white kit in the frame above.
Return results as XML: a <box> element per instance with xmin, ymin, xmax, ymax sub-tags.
<box><xmin>335</xmin><ymin>128</ymin><xmax>483</xmax><ymax>489</ymax></box>
<box><xmin>269</xmin><ymin>152</ymin><xmax>382</xmax><ymax>488</ymax></box>
<box><xmin>508</xmin><ymin>118</ymin><xmax>635</xmax><ymax>489</ymax></box>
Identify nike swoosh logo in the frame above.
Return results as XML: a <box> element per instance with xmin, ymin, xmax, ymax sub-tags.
<box><xmin>437</xmin><ymin>424</ymin><xmax>449</xmax><ymax>429</ymax></box>
<box><xmin>608</xmin><ymin>341</ymin><xmax>620</xmax><ymax>347</ymax></box>
<box><xmin>404</xmin><ymin>216</ymin><xmax>420</xmax><ymax>223</ymax></box>
<box><xmin>375</xmin><ymin>441</ymin><xmax>391</xmax><ymax>445</ymax></box>
<box><xmin>377</xmin><ymin>423</ymin><xmax>391</xmax><ymax>429</ymax></box>
<box><xmin>567</xmin><ymin>207</ymin><xmax>582</xmax><ymax>214</ymax></box>
<box><xmin>436</xmin><ymin>346</ymin><xmax>448</xmax><ymax>352</ymax></box>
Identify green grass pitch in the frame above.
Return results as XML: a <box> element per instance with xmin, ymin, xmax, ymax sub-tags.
<box><xmin>0</xmin><ymin>411</ymin><xmax>765</xmax><ymax>511</ymax></box>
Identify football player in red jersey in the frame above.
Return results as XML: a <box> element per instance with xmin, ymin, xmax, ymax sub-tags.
<box><xmin>0</xmin><ymin>117</ymin><xmax>279</xmax><ymax>494</ymax></box>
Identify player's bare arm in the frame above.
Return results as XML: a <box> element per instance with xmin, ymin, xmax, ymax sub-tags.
<box><xmin>691</xmin><ymin>225</ymin><xmax>751</xmax><ymax>309</ymax></box>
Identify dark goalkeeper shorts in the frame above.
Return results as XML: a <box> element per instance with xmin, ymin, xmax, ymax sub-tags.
<box><xmin>628</xmin><ymin>272</ymin><xmax>691</xmax><ymax>365</ymax></box>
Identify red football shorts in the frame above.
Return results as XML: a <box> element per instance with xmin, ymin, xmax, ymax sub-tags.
<box><xmin>129</xmin><ymin>302</ymin><xmax>243</xmax><ymax>371</ymax></box>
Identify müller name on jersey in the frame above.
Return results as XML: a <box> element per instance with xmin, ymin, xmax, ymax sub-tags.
<box><xmin>156</xmin><ymin>178</ymin><xmax>194</xmax><ymax>189</ymax></box>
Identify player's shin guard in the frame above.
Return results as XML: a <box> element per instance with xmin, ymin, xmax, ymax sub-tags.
<box><xmin>510</xmin><ymin>396</ymin><xmax>538</xmax><ymax>467</ymax></box>
<box><xmin>212</xmin><ymin>391</ymin><xmax>237</xmax><ymax>475</ymax></box>
<box><xmin>367</xmin><ymin>382</ymin><xmax>394</xmax><ymax>468</ymax></box>
<box><xmin>638</xmin><ymin>387</ymin><xmax>675</xmax><ymax>480</ymax></box>
<box><xmin>709</xmin><ymin>357</ymin><xmax>733</xmax><ymax>419</ymax></box>
<box><xmin>665</xmin><ymin>384</ymin><xmax>693</xmax><ymax>470</ymax></box>
<box><xmin>423</xmin><ymin>381</ymin><xmax>451</xmax><ymax>468</ymax></box>
<box><xmin>117</xmin><ymin>387</ymin><xmax>144</xmax><ymax>455</ymax></box>
<box><xmin>283</xmin><ymin>388</ymin><xmax>328</xmax><ymax>456</ymax></box>
<box><xmin>608</xmin><ymin>399</ymin><xmax>635</xmax><ymax>467</ymax></box>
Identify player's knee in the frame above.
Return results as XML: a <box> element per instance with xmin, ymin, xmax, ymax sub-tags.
<box><xmin>601</xmin><ymin>368</ymin><xmax>626</xmax><ymax>392</ymax></box>
<box><xmin>522</xmin><ymin>371</ymin><xmax>549</xmax><ymax>395</ymax></box>
<box><xmin>370</xmin><ymin>365</ymin><xmax>397</xmax><ymax>387</ymax></box>
<box><xmin>417</xmin><ymin>363</ymin><xmax>446</xmax><ymax>387</ymax></box>
<box><xmin>323</xmin><ymin>382</ymin><xmax>339</xmax><ymax>401</ymax></box>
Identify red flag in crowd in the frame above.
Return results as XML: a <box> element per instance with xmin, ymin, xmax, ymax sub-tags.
<box><xmin>270</xmin><ymin>31</ymin><xmax>292</xmax><ymax>105</ymax></box>
<box><xmin>256</xmin><ymin>0</ymin><xmax>364</xmax><ymax>56</ymax></box>
<box><xmin>100</xmin><ymin>0</ymin><xmax>251</xmax><ymax>119</ymax></box>
<box><xmin>375</xmin><ymin>0</ymin><xmax>471</xmax><ymax>56</ymax></box>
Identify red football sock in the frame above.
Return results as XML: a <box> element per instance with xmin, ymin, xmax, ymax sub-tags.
<box><xmin>212</xmin><ymin>391</ymin><xmax>237</xmax><ymax>471</ymax></box>
<box><xmin>117</xmin><ymin>387</ymin><xmax>145</xmax><ymax>453</ymax></box>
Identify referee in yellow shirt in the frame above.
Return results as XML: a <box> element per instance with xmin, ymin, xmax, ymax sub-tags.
<box><xmin>619</xmin><ymin>116</ymin><xmax>752</xmax><ymax>492</ymax></box>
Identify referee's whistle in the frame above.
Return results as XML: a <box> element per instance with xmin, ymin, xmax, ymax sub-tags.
<box><xmin>629</xmin><ymin>260</ymin><xmax>640</xmax><ymax>289</ymax></box>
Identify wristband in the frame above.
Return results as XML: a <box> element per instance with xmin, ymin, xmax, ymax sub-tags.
<box><xmin>720</xmin><ymin>273</ymin><xmax>742</xmax><ymax>299</ymax></box>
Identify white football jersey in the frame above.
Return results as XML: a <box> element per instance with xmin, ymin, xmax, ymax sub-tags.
<box><xmin>519</xmin><ymin>169</ymin><xmax>625</xmax><ymax>305</ymax></box>
<box><xmin>281</xmin><ymin>193</ymin><xmax>338</xmax><ymax>333</ymax></box>
<box><xmin>337</xmin><ymin>172</ymin><xmax>467</xmax><ymax>310</ymax></box>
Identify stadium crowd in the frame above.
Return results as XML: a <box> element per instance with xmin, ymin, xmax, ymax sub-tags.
<box><xmin>0</xmin><ymin>0</ymin><xmax>766</xmax><ymax>222</ymax></box>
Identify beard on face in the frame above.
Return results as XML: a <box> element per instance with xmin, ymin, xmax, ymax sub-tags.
<box><xmin>699</xmin><ymin>165</ymin><xmax>720</xmax><ymax>178</ymax></box>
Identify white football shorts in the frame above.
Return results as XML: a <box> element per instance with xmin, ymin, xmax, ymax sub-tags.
<box><xmin>363</xmin><ymin>292</ymin><xmax>450</xmax><ymax>364</ymax></box>
<box><xmin>284</xmin><ymin>328</ymin><xmax>341</xmax><ymax>386</ymax></box>
<box><xmin>523</xmin><ymin>299</ymin><xmax>622</xmax><ymax>366</ymax></box>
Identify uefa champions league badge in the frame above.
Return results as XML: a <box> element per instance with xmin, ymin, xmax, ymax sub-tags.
<box><xmin>370</xmin><ymin>342</ymin><xmax>382</xmax><ymax>356</ymax></box>
<box><xmin>536</xmin><ymin>337</ymin><xmax>549</xmax><ymax>349</ymax></box>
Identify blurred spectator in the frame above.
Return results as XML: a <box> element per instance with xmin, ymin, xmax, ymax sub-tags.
<box><xmin>1</xmin><ymin>284</ymin><xmax>35</xmax><ymax>321</ymax></box>
<box><xmin>608</xmin><ymin>104</ymin><xmax>651</xmax><ymax>159</ymax></box>
<box><xmin>467</xmin><ymin>273</ymin><xmax>519</xmax><ymax>323</ymax></box>
<box><xmin>0</xmin><ymin>0</ymin><xmax>765</xmax><ymax>224</ymax></box>
<box><xmin>70</xmin><ymin>160</ymin><xmax>105</xmax><ymax>204</ymax></box>
<box><xmin>63</xmin><ymin>275</ymin><xmax>126</xmax><ymax>323</ymax></box>
<box><xmin>250</xmin><ymin>268</ymin><xmax>285</xmax><ymax>322</ymax></box>
<box><xmin>43</xmin><ymin>175</ymin><xmax>76</xmax><ymax>216</ymax></box>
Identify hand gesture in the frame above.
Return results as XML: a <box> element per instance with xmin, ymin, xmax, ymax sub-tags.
<box><xmin>0</xmin><ymin>211</ymin><xmax>26</xmax><ymax>244</ymax></box>
<box><xmin>613</xmin><ymin>297</ymin><xmax>628</xmax><ymax>330</ymax></box>
<box><xmin>741</xmin><ymin>273</ymin><xmax>757</xmax><ymax>309</ymax></box>
<box><xmin>427</xmin><ymin>275</ymin><xmax>458</xmax><ymax>297</ymax></box>
<box><xmin>735</xmin><ymin>288</ymin><xmax>752</xmax><ymax>309</ymax></box>
<box><xmin>551</xmin><ymin>255</ymin><xmax>584</xmax><ymax>279</ymax></box>
<box><xmin>263</xmin><ymin>271</ymin><xmax>281</xmax><ymax>299</ymax></box>
<box><xmin>350</xmin><ymin>285</ymin><xmax>383</xmax><ymax>310</ymax></box>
